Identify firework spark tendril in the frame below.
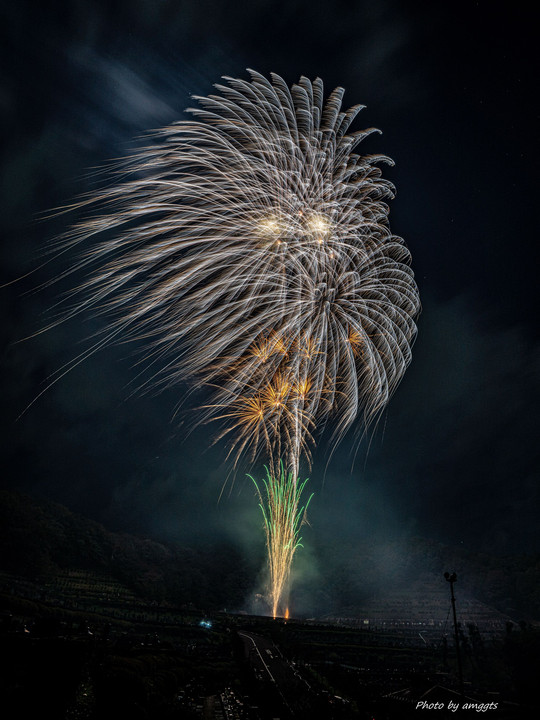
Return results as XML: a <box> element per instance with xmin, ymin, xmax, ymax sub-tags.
<box><xmin>46</xmin><ymin>70</ymin><xmax>420</xmax><ymax>616</ymax></box>
<box><xmin>250</xmin><ymin>466</ymin><xmax>313</xmax><ymax>619</ymax></box>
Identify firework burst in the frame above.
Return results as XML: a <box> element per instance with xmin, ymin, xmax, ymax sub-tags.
<box><xmin>44</xmin><ymin>70</ymin><xmax>420</xmax><ymax>614</ymax></box>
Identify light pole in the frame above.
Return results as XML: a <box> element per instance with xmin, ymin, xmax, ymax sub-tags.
<box><xmin>444</xmin><ymin>571</ymin><xmax>464</xmax><ymax>699</ymax></box>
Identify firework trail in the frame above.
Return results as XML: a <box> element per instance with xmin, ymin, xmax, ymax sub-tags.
<box><xmin>43</xmin><ymin>70</ymin><xmax>420</xmax><ymax>615</ymax></box>
<box><xmin>251</xmin><ymin>465</ymin><xmax>313</xmax><ymax>618</ymax></box>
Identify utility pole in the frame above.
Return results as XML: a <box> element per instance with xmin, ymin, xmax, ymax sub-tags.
<box><xmin>444</xmin><ymin>572</ymin><xmax>464</xmax><ymax>700</ymax></box>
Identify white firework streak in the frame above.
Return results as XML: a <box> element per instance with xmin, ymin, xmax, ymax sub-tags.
<box><xmin>47</xmin><ymin>70</ymin><xmax>419</xmax><ymax>471</ymax></box>
<box><xmin>43</xmin><ymin>70</ymin><xmax>420</xmax><ymax>614</ymax></box>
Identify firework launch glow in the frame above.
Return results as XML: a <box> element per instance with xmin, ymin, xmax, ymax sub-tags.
<box><xmin>43</xmin><ymin>70</ymin><xmax>420</xmax><ymax>615</ymax></box>
<box><xmin>251</xmin><ymin>465</ymin><xmax>313</xmax><ymax>618</ymax></box>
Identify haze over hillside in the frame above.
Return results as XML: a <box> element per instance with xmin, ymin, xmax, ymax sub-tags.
<box><xmin>1</xmin><ymin>490</ymin><xmax>538</xmax><ymax>623</ymax></box>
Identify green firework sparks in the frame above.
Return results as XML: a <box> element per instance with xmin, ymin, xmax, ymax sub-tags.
<box><xmin>250</xmin><ymin>464</ymin><xmax>313</xmax><ymax>617</ymax></box>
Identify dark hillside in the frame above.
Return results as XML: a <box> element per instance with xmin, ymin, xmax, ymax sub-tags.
<box><xmin>1</xmin><ymin>489</ymin><xmax>538</xmax><ymax>620</ymax></box>
<box><xmin>0</xmin><ymin>489</ymin><xmax>255</xmax><ymax>609</ymax></box>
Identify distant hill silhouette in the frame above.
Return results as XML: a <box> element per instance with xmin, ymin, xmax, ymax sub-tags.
<box><xmin>0</xmin><ymin>489</ymin><xmax>538</xmax><ymax>620</ymax></box>
<box><xmin>0</xmin><ymin>489</ymin><xmax>255</xmax><ymax>609</ymax></box>
<box><xmin>307</xmin><ymin>535</ymin><xmax>540</xmax><ymax>623</ymax></box>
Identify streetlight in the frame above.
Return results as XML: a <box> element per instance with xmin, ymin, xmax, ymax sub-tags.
<box><xmin>444</xmin><ymin>572</ymin><xmax>464</xmax><ymax>699</ymax></box>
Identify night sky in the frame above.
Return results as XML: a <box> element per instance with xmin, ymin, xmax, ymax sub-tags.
<box><xmin>1</xmin><ymin>0</ymin><xmax>538</xmax><ymax>584</ymax></box>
